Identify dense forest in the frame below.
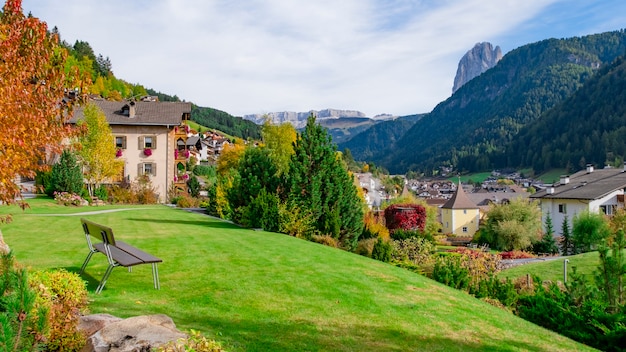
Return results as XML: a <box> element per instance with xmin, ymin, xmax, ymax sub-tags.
<box><xmin>58</xmin><ymin>30</ymin><xmax>261</xmax><ymax>141</ymax></box>
<box><xmin>343</xmin><ymin>30</ymin><xmax>626</xmax><ymax>175</ymax></box>
<box><xmin>338</xmin><ymin>114</ymin><xmax>423</xmax><ymax>161</ymax></box>
<box><xmin>502</xmin><ymin>55</ymin><xmax>626</xmax><ymax>173</ymax></box>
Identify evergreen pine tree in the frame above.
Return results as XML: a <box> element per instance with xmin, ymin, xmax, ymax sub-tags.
<box><xmin>49</xmin><ymin>149</ymin><xmax>84</xmax><ymax>195</ymax></box>
<box><xmin>287</xmin><ymin>115</ymin><xmax>364</xmax><ymax>249</ymax></box>
<box><xmin>560</xmin><ymin>215</ymin><xmax>573</xmax><ymax>255</ymax></box>
<box><xmin>534</xmin><ymin>212</ymin><xmax>559</xmax><ymax>254</ymax></box>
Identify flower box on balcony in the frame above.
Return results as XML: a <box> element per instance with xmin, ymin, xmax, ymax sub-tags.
<box><xmin>143</xmin><ymin>148</ymin><xmax>152</xmax><ymax>157</ymax></box>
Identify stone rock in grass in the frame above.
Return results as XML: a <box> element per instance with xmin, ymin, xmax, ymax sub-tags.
<box><xmin>81</xmin><ymin>314</ymin><xmax>187</xmax><ymax>352</ymax></box>
<box><xmin>78</xmin><ymin>314</ymin><xmax>123</xmax><ymax>339</ymax></box>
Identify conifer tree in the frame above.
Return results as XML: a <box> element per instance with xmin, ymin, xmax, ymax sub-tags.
<box><xmin>49</xmin><ymin>149</ymin><xmax>84</xmax><ymax>195</ymax></box>
<box><xmin>533</xmin><ymin>212</ymin><xmax>559</xmax><ymax>254</ymax></box>
<box><xmin>560</xmin><ymin>215</ymin><xmax>573</xmax><ymax>255</ymax></box>
<box><xmin>287</xmin><ymin>115</ymin><xmax>364</xmax><ymax>249</ymax></box>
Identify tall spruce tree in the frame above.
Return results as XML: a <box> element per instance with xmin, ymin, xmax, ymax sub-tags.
<box><xmin>287</xmin><ymin>115</ymin><xmax>364</xmax><ymax>249</ymax></box>
<box><xmin>560</xmin><ymin>215</ymin><xmax>573</xmax><ymax>255</ymax></box>
<box><xmin>533</xmin><ymin>212</ymin><xmax>559</xmax><ymax>254</ymax></box>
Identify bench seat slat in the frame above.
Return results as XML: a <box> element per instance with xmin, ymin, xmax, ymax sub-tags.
<box><xmin>116</xmin><ymin>241</ymin><xmax>163</xmax><ymax>264</ymax></box>
<box><xmin>107</xmin><ymin>245</ymin><xmax>145</xmax><ymax>267</ymax></box>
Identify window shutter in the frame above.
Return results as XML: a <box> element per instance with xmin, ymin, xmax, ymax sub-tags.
<box><xmin>138</xmin><ymin>136</ymin><xmax>144</xmax><ymax>149</ymax></box>
<box><xmin>152</xmin><ymin>135</ymin><xmax>157</xmax><ymax>149</ymax></box>
<box><xmin>152</xmin><ymin>163</ymin><xmax>157</xmax><ymax>176</ymax></box>
<box><xmin>138</xmin><ymin>163</ymin><xmax>143</xmax><ymax>176</ymax></box>
<box><xmin>122</xmin><ymin>136</ymin><xmax>127</xmax><ymax>149</ymax></box>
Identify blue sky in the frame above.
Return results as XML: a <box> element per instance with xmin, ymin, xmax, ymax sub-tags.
<box><xmin>21</xmin><ymin>0</ymin><xmax>626</xmax><ymax>117</ymax></box>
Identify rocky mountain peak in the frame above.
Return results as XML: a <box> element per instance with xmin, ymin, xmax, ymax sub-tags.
<box><xmin>452</xmin><ymin>42</ymin><xmax>502</xmax><ymax>93</ymax></box>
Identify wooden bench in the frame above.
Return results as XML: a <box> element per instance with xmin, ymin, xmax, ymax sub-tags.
<box><xmin>79</xmin><ymin>218</ymin><xmax>162</xmax><ymax>294</ymax></box>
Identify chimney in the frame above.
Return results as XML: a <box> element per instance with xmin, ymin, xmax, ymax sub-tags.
<box><xmin>623</xmin><ymin>162</ymin><xmax>626</xmax><ymax>172</ymax></box>
<box><xmin>129</xmin><ymin>101</ymin><xmax>136</xmax><ymax>118</ymax></box>
<box><xmin>560</xmin><ymin>175</ymin><xmax>570</xmax><ymax>185</ymax></box>
<box><xmin>586</xmin><ymin>164</ymin><xmax>594</xmax><ymax>174</ymax></box>
<box><xmin>546</xmin><ymin>187</ymin><xmax>555</xmax><ymax>194</ymax></box>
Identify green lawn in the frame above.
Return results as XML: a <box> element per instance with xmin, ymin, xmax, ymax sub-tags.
<box><xmin>499</xmin><ymin>251</ymin><xmax>619</xmax><ymax>284</ymax></box>
<box><xmin>0</xmin><ymin>198</ymin><xmax>595</xmax><ymax>351</ymax></box>
<box><xmin>536</xmin><ymin>169</ymin><xmax>568</xmax><ymax>184</ymax></box>
<box><xmin>448</xmin><ymin>172</ymin><xmax>492</xmax><ymax>184</ymax></box>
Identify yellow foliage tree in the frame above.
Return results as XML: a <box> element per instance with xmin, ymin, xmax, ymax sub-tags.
<box><xmin>0</xmin><ymin>0</ymin><xmax>80</xmax><ymax>209</ymax></box>
<box><xmin>261</xmin><ymin>119</ymin><xmax>296</xmax><ymax>176</ymax></box>
<box><xmin>77</xmin><ymin>104</ymin><xmax>123</xmax><ymax>197</ymax></box>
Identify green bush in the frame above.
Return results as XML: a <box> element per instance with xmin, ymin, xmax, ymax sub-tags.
<box><xmin>30</xmin><ymin>269</ymin><xmax>88</xmax><ymax>352</ymax></box>
<box><xmin>35</xmin><ymin>170</ymin><xmax>53</xmax><ymax>196</ymax></box>
<box><xmin>431</xmin><ymin>256</ymin><xmax>470</xmax><ymax>290</ymax></box>
<box><xmin>391</xmin><ymin>237</ymin><xmax>436</xmax><ymax>268</ymax></box>
<box><xmin>193</xmin><ymin>165</ymin><xmax>216</xmax><ymax>178</ymax></box>
<box><xmin>355</xmin><ymin>238</ymin><xmax>377</xmax><ymax>257</ymax></box>
<box><xmin>94</xmin><ymin>184</ymin><xmax>108</xmax><ymax>202</ymax></box>
<box><xmin>372</xmin><ymin>237</ymin><xmax>393</xmax><ymax>263</ymax></box>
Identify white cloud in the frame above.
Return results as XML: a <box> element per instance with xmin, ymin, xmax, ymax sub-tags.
<box><xmin>21</xmin><ymin>0</ymin><xmax>626</xmax><ymax>116</ymax></box>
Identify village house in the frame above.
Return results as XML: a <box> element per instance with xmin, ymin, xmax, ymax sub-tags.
<box><xmin>71</xmin><ymin>98</ymin><xmax>192</xmax><ymax>203</ymax></box>
<box><xmin>440</xmin><ymin>183</ymin><xmax>480</xmax><ymax>237</ymax></box>
<box><xmin>530</xmin><ymin>164</ymin><xmax>626</xmax><ymax>235</ymax></box>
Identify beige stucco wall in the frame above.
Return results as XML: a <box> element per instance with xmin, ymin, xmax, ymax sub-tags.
<box><xmin>111</xmin><ymin>125</ymin><xmax>175</xmax><ymax>202</ymax></box>
<box><xmin>441</xmin><ymin>208</ymin><xmax>480</xmax><ymax>237</ymax></box>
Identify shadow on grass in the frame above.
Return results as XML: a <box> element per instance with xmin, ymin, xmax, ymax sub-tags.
<box><xmin>125</xmin><ymin>217</ymin><xmax>241</xmax><ymax>229</ymax></box>
<box><xmin>164</xmin><ymin>314</ymin><xmax>561</xmax><ymax>352</ymax></box>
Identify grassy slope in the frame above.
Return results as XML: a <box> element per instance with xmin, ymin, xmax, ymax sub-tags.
<box><xmin>1</xmin><ymin>198</ymin><xmax>594</xmax><ymax>351</ymax></box>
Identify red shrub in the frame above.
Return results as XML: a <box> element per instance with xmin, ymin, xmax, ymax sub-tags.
<box><xmin>499</xmin><ymin>250</ymin><xmax>536</xmax><ymax>260</ymax></box>
<box><xmin>384</xmin><ymin>203</ymin><xmax>426</xmax><ymax>232</ymax></box>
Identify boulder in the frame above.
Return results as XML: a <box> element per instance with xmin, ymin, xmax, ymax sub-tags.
<box><xmin>81</xmin><ymin>314</ymin><xmax>187</xmax><ymax>352</ymax></box>
<box><xmin>78</xmin><ymin>314</ymin><xmax>123</xmax><ymax>339</ymax></box>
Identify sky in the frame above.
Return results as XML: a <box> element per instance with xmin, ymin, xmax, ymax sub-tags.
<box><xmin>21</xmin><ymin>0</ymin><xmax>626</xmax><ymax>118</ymax></box>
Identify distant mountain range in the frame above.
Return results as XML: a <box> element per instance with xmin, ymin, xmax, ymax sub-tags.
<box><xmin>242</xmin><ymin>109</ymin><xmax>396</xmax><ymax>129</ymax></box>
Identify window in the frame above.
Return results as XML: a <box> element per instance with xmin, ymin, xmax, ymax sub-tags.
<box><xmin>463</xmin><ymin>209</ymin><xmax>467</xmax><ymax>214</ymax></box>
<box><xmin>600</xmin><ymin>205</ymin><xmax>614</xmax><ymax>215</ymax></box>
<box><xmin>462</xmin><ymin>227</ymin><xmax>468</xmax><ymax>233</ymax></box>
<box><xmin>115</xmin><ymin>136</ymin><xmax>127</xmax><ymax>149</ymax></box>
<box><xmin>139</xmin><ymin>163</ymin><xmax>156</xmax><ymax>176</ymax></box>
<box><xmin>139</xmin><ymin>135</ymin><xmax>157</xmax><ymax>149</ymax></box>
<box><xmin>558</xmin><ymin>204</ymin><xmax>567</xmax><ymax>214</ymax></box>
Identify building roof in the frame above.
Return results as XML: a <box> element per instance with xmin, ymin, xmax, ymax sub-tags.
<box><xmin>441</xmin><ymin>183</ymin><xmax>478</xmax><ymax>209</ymax></box>
<box><xmin>70</xmin><ymin>99</ymin><xmax>191</xmax><ymax>126</ymax></box>
<box><xmin>530</xmin><ymin>167</ymin><xmax>626</xmax><ymax>200</ymax></box>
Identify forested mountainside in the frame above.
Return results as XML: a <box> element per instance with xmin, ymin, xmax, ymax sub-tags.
<box><xmin>338</xmin><ymin>114</ymin><xmax>424</xmax><ymax>161</ymax></box>
<box><xmin>501</xmin><ymin>55</ymin><xmax>626</xmax><ymax>173</ymax></box>
<box><xmin>360</xmin><ymin>30</ymin><xmax>626</xmax><ymax>175</ymax></box>
<box><xmin>63</xmin><ymin>38</ymin><xmax>261</xmax><ymax>140</ymax></box>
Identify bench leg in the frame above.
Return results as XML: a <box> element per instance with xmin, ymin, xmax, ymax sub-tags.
<box><xmin>96</xmin><ymin>264</ymin><xmax>115</xmax><ymax>294</ymax></box>
<box><xmin>152</xmin><ymin>263</ymin><xmax>160</xmax><ymax>290</ymax></box>
<box><xmin>79</xmin><ymin>251</ymin><xmax>96</xmax><ymax>275</ymax></box>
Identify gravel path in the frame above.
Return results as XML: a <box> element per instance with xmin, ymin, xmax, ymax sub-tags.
<box><xmin>33</xmin><ymin>208</ymin><xmax>155</xmax><ymax>216</ymax></box>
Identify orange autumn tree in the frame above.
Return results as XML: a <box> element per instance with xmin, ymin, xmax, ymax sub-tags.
<box><xmin>0</xmin><ymin>0</ymin><xmax>79</xmax><ymax>212</ymax></box>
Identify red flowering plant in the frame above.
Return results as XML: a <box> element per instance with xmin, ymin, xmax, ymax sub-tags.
<box><xmin>174</xmin><ymin>149</ymin><xmax>179</xmax><ymax>159</ymax></box>
<box><xmin>184</xmin><ymin>149</ymin><xmax>190</xmax><ymax>158</ymax></box>
<box><xmin>384</xmin><ymin>203</ymin><xmax>427</xmax><ymax>233</ymax></box>
<box><xmin>115</xmin><ymin>149</ymin><xmax>123</xmax><ymax>158</ymax></box>
<box><xmin>143</xmin><ymin>148</ymin><xmax>152</xmax><ymax>157</ymax></box>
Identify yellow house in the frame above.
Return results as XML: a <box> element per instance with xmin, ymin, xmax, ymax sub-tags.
<box><xmin>441</xmin><ymin>184</ymin><xmax>480</xmax><ymax>237</ymax></box>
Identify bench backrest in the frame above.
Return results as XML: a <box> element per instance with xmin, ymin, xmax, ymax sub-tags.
<box><xmin>81</xmin><ymin>218</ymin><xmax>117</xmax><ymax>246</ymax></box>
